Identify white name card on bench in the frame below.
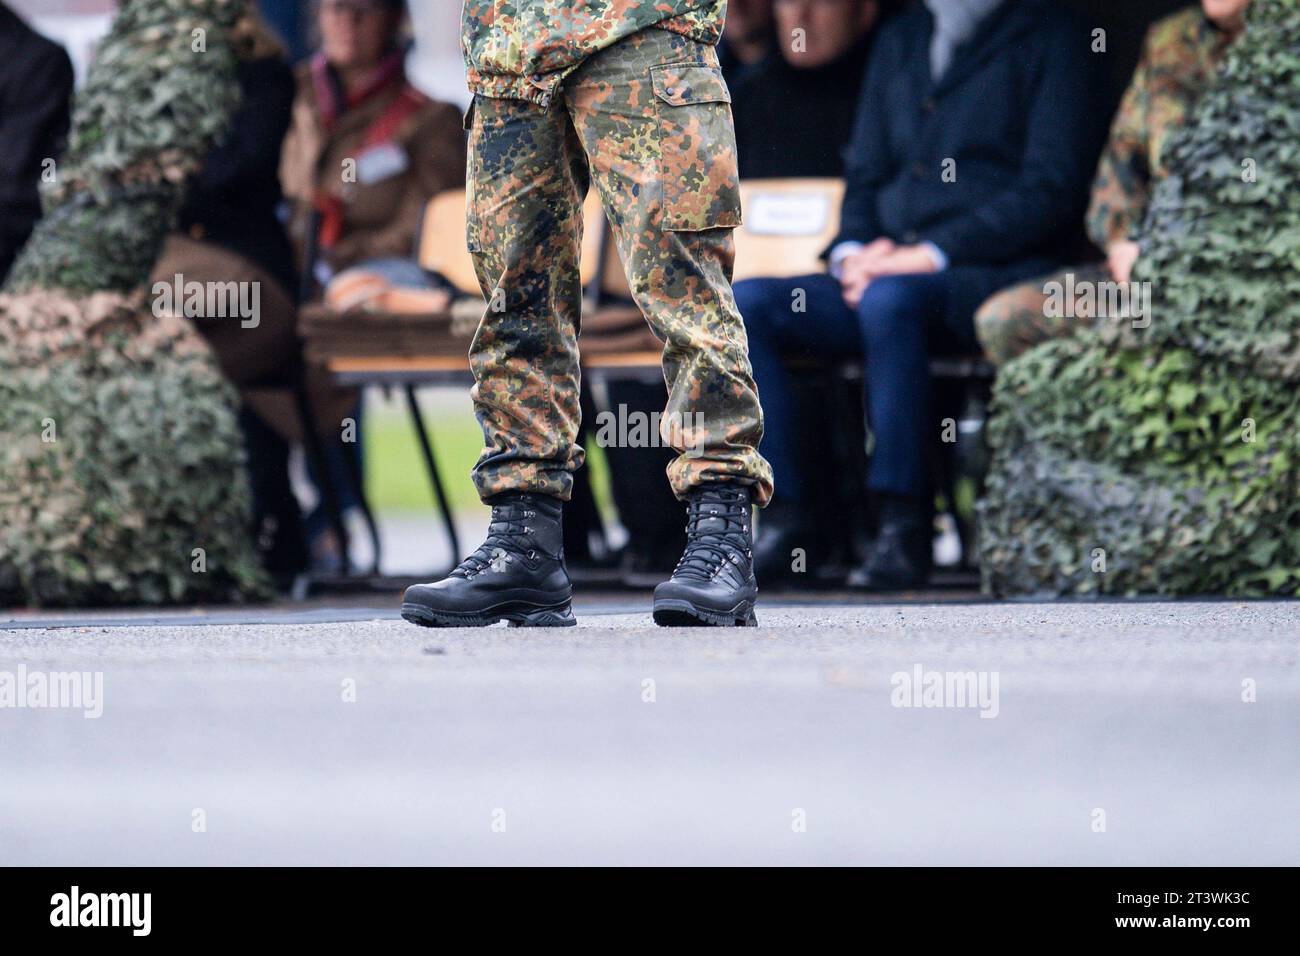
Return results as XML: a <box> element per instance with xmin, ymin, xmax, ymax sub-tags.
<box><xmin>745</xmin><ymin>192</ymin><xmax>832</xmax><ymax>236</ymax></box>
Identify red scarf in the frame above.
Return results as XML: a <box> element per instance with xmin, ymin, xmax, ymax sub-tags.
<box><xmin>311</xmin><ymin>48</ymin><xmax>426</xmax><ymax>250</ymax></box>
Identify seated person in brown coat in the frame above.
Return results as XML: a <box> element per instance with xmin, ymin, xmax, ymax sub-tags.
<box><xmin>276</xmin><ymin>0</ymin><xmax>466</xmax><ymax>570</ymax></box>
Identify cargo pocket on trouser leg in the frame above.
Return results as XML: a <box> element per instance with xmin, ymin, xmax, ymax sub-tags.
<box><xmin>643</xmin><ymin>63</ymin><xmax>767</xmax><ymax>502</ymax></box>
<box><xmin>650</xmin><ymin>64</ymin><xmax>743</xmax><ymax>232</ymax></box>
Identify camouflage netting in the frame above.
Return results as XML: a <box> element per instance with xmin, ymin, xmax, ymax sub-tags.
<box><xmin>978</xmin><ymin>0</ymin><xmax>1300</xmax><ymax>598</ymax></box>
<box><xmin>0</xmin><ymin>0</ymin><xmax>269</xmax><ymax>606</ymax></box>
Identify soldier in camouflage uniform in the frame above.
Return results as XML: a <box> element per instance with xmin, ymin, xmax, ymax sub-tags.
<box><xmin>403</xmin><ymin>1</ymin><xmax>773</xmax><ymax>629</ymax></box>
<box><xmin>975</xmin><ymin>1</ymin><xmax>1248</xmax><ymax>365</ymax></box>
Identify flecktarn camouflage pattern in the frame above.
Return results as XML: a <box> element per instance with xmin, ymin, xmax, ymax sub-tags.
<box><xmin>975</xmin><ymin>5</ymin><xmax>1234</xmax><ymax>366</ymax></box>
<box><xmin>464</xmin><ymin>25</ymin><xmax>772</xmax><ymax>506</ymax></box>
<box><xmin>978</xmin><ymin>0</ymin><xmax>1300</xmax><ymax>597</ymax></box>
<box><xmin>1086</xmin><ymin>5</ymin><xmax>1238</xmax><ymax>252</ymax></box>
<box><xmin>975</xmin><ymin>263</ymin><xmax>1112</xmax><ymax>367</ymax></box>
<box><xmin>0</xmin><ymin>0</ymin><xmax>269</xmax><ymax>606</ymax></box>
<box><xmin>461</xmin><ymin>0</ymin><xmax>726</xmax><ymax>104</ymax></box>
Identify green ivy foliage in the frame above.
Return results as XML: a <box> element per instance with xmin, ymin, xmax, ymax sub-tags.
<box><xmin>0</xmin><ymin>0</ymin><xmax>269</xmax><ymax>606</ymax></box>
<box><xmin>979</xmin><ymin>0</ymin><xmax>1300</xmax><ymax>597</ymax></box>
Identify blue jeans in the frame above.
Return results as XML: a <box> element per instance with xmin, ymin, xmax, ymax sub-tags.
<box><xmin>737</xmin><ymin>271</ymin><xmax>978</xmax><ymax>503</ymax></box>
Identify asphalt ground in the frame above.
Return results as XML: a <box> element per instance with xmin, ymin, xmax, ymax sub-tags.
<box><xmin>1</xmin><ymin>598</ymin><xmax>1296</xmax><ymax>865</ymax></box>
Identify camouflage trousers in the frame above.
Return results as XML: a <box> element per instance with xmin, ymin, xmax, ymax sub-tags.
<box><xmin>463</xmin><ymin>27</ymin><xmax>773</xmax><ymax>506</ymax></box>
<box><xmin>974</xmin><ymin>263</ymin><xmax>1113</xmax><ymax>364</ymax></box>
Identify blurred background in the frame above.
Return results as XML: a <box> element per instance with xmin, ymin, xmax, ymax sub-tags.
<box><xmin>0</xmin><ymin>0</ymin><xmax>1249</xmax><ymax>601</ymax></box>
<box><xmin>7</xmin><ymin>0</ymin><xmax>499</xmax><ymax>585</ymax></box>
<box><xmin>11</xmin><ymin>0</ymin><xmax>465</xmax><ymax>98</ymax></box>
<box><xmin>13</xmin><ymin>0</ymin><xmax>1190</xmax><ymax>101</ymax></box>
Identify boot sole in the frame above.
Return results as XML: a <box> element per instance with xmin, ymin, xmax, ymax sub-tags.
<box><xmin>652</xmin><ymin>599</ymin><xmax>757</xmax><ymax>628</ymax></box>
<box><xmin>400</xmin><ymin>600</ymin><xmax>576</xmax><ymax>628</ymax></box>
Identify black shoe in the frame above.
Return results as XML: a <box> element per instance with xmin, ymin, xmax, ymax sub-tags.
<box><xmin>653</xmin><ymin>484</ymin><xmax>758</xmax><ymax>627</ymax></box>
<box><xmin>401</xmin><ymin>493</ymin><xmax>576</xmax><ymax>627</ymax></box>
<box><xmin>848</xmin><ymin>516</ymin><xmax>933</xmax><ymax>591</ymax></box>
<box><xmin>617</xmin><ymin>541</ymin><xmax>677</xmax><ymax>588</ymax></box>
<box><xmin>752</xmin><ymin>500</ymin><xmax>817</xmax><ymax>587</ymax></box>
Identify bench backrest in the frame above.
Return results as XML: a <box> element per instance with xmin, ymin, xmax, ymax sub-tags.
<box><xmin>419</xmin><ymin>177</ymin><xmax>846</xmax><ymax>298</ymax></box>
<box><xmin>732</xmin><ymin>178</ymin><xmax>844</xmax><ymax>282</ymax></box>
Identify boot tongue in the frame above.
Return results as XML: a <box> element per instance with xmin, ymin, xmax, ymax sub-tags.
<box><xmin>694</xmin><ymin>510</ymin><xmax>730</xmax><ymax>534</ymax></box>
<box><xmin>690</xmin><ymin>489</ymin><xmax>749</xmax><ymax>541</ymax></box>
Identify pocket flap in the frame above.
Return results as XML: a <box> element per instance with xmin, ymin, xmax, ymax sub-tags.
<box><xmin>651</xmin><ymin>65</ymin><xmax>731</xmax><ymax>107</ymax></box>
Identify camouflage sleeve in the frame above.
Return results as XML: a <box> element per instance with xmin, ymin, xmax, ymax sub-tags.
<box><xmin>1086</xmin><ymin>31</ymin><xmax>1155</xmax><ymax>250</ymax></box>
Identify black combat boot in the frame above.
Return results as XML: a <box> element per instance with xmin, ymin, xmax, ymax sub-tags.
<box><xmin>401</xmin><ymin>493</ymin><xmax>575</xmax><ymax>627</ymax></box>
<box><xmin>652</xmin><ymin>483</ymin><xmax>758</xmax><ymax>627</ymax></box>
<box><xmin>752</xmin><ymin>499</ymin><xmax>818</xmax><ymax>587</ymax></box>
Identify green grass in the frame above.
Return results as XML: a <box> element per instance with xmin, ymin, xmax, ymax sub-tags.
<box><xmin>362</xmin><ymin>388</ymin><xmax>613</xmax><ymax>516</ymax></box>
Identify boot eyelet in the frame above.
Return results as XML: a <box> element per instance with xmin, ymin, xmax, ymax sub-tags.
<box><xmin>527</xmin><ymin>550</ymin><xmax>537</xmax><ymax>560</ymax></box>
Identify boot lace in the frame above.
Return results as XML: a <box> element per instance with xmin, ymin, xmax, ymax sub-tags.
<box><xmin>672</xmin><ymin>488</ymin><xmax>750</xmax><ymax>582</ymax></box>
<box><xmin>453</xmin><ymin>501</ymin><xmax>539</xmax><ymax>578</ymax></box>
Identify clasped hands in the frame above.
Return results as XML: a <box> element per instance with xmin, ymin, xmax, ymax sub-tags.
<box><xmin>837</xmin><ymin>239</ymin><xmax>939</xmax><ymax>308</ymax></box>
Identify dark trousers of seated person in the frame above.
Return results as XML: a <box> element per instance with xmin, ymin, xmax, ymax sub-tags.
<box><xmin>151</xmin><ymin>234</ymin><xmax>309</xmax><ymax>576</ymax></box>
<box><xmin>737</xmin><ymin>271</ymin><xmax>980</xmax><ymax>507</ymax></box>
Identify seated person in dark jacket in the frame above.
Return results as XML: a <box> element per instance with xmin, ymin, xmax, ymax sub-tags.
<box><xmin>0</xmin><ymin>3</ymin><xmax>73</xmax><ymax>283</ymax></box>
<box><xmin>736</xmin><ymin>0</ymin><xmax>1105</xmax><ymax>590</ymax></box>
<box><xmin>735</xmin><ymin>0</ymin><xmax>895</xmax><ymax>179</ymax></box>
<box><xmin>718</xmin><ymin>0</ymin><xmax>777</xmax><ymax>93</ymax></box>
